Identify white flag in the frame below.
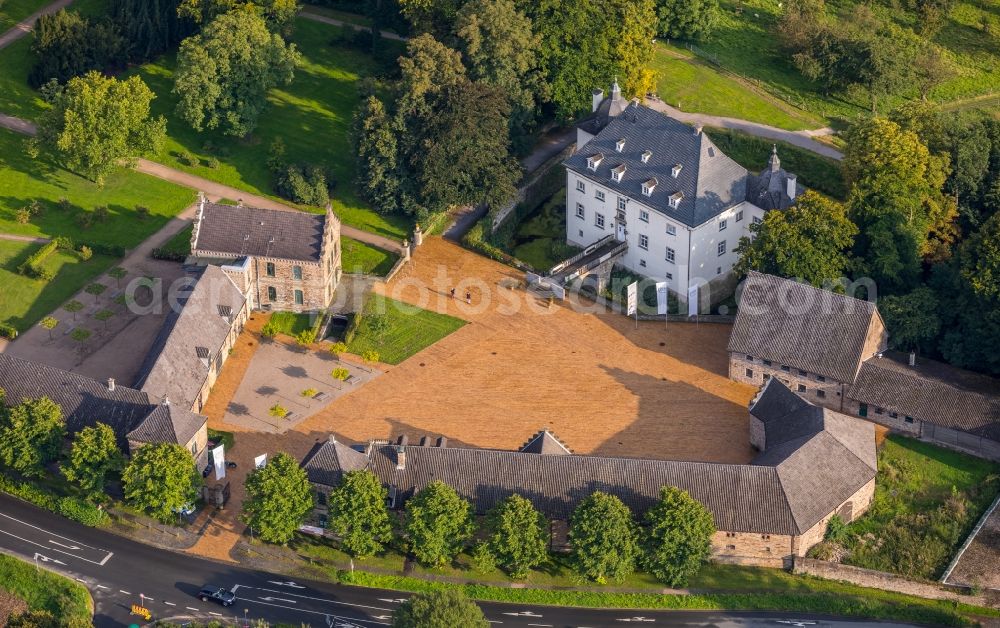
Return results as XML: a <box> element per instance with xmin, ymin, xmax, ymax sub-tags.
<box><xmin>254</xmin><ymin>453</ymin><xmax>267</xmax><ymax>469</ymax></box>
<box><xmin>626</xmin><ymin>281</ymin><xmax>638</xmax><ymax>316</ymax></box>
<box><xmin>655</xmin><ymin>282</ymin><xmax>668</xmax><ymax>315</ymax></box>
<box><xmin>212</xmin><ymin>444</ymin><xmax>226</xmax><ymax>480</ymax></box>
<box><xmin>687</xmin><ymin>283</ymin><xmax>699</xmax><ymax>317</ymax></box>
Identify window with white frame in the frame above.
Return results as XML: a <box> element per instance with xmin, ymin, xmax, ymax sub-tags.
<box><xmin>671</xmin><ymin>164</ymin><xmax>682</xmax><ymax>178</ymax></box>
<box><xmin>752</xmin><ymin>215</ymin><xmax>762</xmax><ymax>224</ymax></box>
<box><xmin>575</xmin><ymin>203</ymin><xmax>585</xmax><ymax>219</ymax></box>
<box><xmin>617</xmin><ymin>197</ymin><xmax>626</xmax><ymax>211</ymax></box>
<box><xmin>736</xmin><ymin>210</ymin><xmax>744</xmax><ymax>222</ymax></box>
<box><xmin>639</xmin><ymin>210</ymin><xmax>649</xmax><ymax>222</ymax></box>
<box><xmin>639</xmin><ymin>234</ymin><xmax>648</xmax><ymax>249</ymax></box>
<box><xmin>666</xmin><ymin>247</ymin><xmax>675</xmax><ymax>263</ymax></box>
<box><xmin>595</xmin><ymin>189</ymin><xmax>605</xmax><ymax>202</ymax></box>
<box><xmin>669</xmin><ymin>192</ymin><xmax>683</xmax><ymax>209</ymax></box>
<box><xmin>586</xmin><ymin>153</ymin><xmax>603</xmax><ymax>171</ymax></box>
<box><xmin>719</xmin><ymin>219</ymin><xmax>727</xmax><ymax>231</ymax></box>
<box><xmin>718</xmin><ymin>240</ymin><xmax>727</xmax><ymax>256</ymax></box>
<box><xmin>595</xmin><ymin>213</ymin><xmax>605</xmax><ymax>229</ymax></box>
<box><xmin>616</xmin><ymin>138</ymin><xmax>626</xmax><ymax>152</ymax></box>
<box><xmin>641</xmin><ymin>178</ymin><xmax>657</xmax><ymax>197</ymax></box>
<box><xmin>611</xmin><ymin>164</ymin><xmax>626</xmax><ymax>182</ymax></box>
<box><xmin>666</xmin><ymin>223</ymin><xmax>676</xmax><ymax>236</ymax></box>
<box><xmin>641</xmin><ymin>150</ymin><xmax>652</xmax><ymax>163</ymax></box>
<box><xmin>576</xmin><ymin>179</ymin><xmax>586</xmax><ymax>193</ymax></box>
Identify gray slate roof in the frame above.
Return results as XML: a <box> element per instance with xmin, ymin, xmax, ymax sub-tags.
<box><xmin>302</xmin><ymin>437</ymin><xmax>370</xmax><ymax>487</ymax></box>
<box><xmin>565</xmin><ymin>102</ymin><xmax>751</xmax><ymax>227</ymax></box>
<box><xmin>746</xmin><ymin>148</ymin><xmax>805</xmax><ymax>211</ymax></box>
<box><xmin>0</xmin><ymin>353</ymin><xmax>205</xmax><ymax>449</ymax></box>
<box><xmin>728</xmin><ymin>272</ymin><xmax>881</xmax><ymax>383</ymax></box>
<box><xmin>192</xmin><ymin>201</ymin><xmax>327</xmax><ymax>262</ymax></box>
<box><xmin>134</xmin><ymin>265</ymin><xmax>246</xmax><ymax>410</ymax></box>
<box><xmin>306</xmin><ymin>387</ymin><xmax>875</xmax><ymax>536</ymax></box>
<box><xmin>848</xmin><ymin>352</ymin><xmax>1000</xmax><ymax>440</ymax></box>
<box><xmin>519</xmin><ymin>429</ymin><xmax>572</xmax><ymax>455</ymax></box>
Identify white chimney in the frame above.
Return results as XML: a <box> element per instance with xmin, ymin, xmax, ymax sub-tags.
<box><xmin>909</xmin><ymin>351</ymin><xmax>916</xmax><ymax>367</ymax></box>
<box><xmin>395</xmin><ymin>445</ymin><xmax>406</xmax><ymax>470</ymax></box>
<box><xmin>694</xmin><ymin>124</ymin><xmax>703</xmax><ymax>136</ymax></box>
<box><xmin>592</xmin><ymin>89</ymin><xmax>604</xmax><ymax>113</ymax></box>
<box><xmin>786</xmin><ymin>174</ymin><xmax>798</xmax><ymax>201</ymax></box>
<box><xmin>107</xmin><ymin>377</ymin><xmax>115</xmax><ymax>392</ymax></box>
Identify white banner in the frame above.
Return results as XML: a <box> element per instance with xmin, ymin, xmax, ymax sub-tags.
<box><xmin>626</xmin><ymin>281</ymin><xmax>638</xmax><ymax>316</ymax></box>
<box><xmin>655</xmin><ymin>282</ymin><xmax>668</xmax><ymax>315</ymax></box>
<box><xmin>688</xmin><ymin>283</ymin><xmax>699</xmax><ymax>317</ymax></box>
<box><xmin>212</xmin><ymin>444</ymin><xmax>226</xmax><ymax>480</ymax></box>
<box><xmin>254</xmin><ymin>453</ymin><xmax>267</xmax><ymax>469</ymax></box>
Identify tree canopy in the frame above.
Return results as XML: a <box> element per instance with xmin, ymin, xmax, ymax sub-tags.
<box><xmin>391</xmin><ymin>589</ymin><xmax>488</xmax><ymax>628</ymax></box>
<box><xmin>655</xmin><ymin>0</ymin><xmax>719</xmax><ymax>40</ymax></box>
<box><xmin>62</xmin><ymin>423</ymin><xmax>124</xmax><ymax>496</ymax></box>
<box><xmin>122</xmin><ymin>442</ymin><xmax>201</xmax><ymax>523</ymax></box>
<box><xmin>326</xmin><ymin>469</ymin><xmax>393</xmax><ymax>557</ymax></box>
<box><xmin>641</xmin><ymin>487</ymin><xmax>715</xmax><ymax>586</ymax></box>
<box><xmin>735</xmin><ymin>190</ymin><xmax>857</xmax><ymax>287</ymax></box>
<box><xmin>879</xmin><ymin>287</ymin><xmax>942</xmax><ymax>355</ymax></box>
<box><xmin>241</xmin><ymin>451</ymin><xmax>314</xmax><ymax>544</ymax></box>
<box><xmin>35</xmin><ymin>72</ymin><xmax>165</xmax><ymax>185</ymax></box>
<box><xmin>568</xmin><ymin>491</ymin><xmax>639</xmax><ymax>583</ymax></box>
<box><xmin>173</xmin><ymin>9</ymin><xmax>300</xmax><ymax>137</ymax></box>
<box><xmin>29</xmin><ymin>10</ymin><xmax>126</xmax><ymax>88</ymax></box>
<box><xmin>403</xmin><ymin>480</ymin><xmax>474</xmax><ymax>566</ymax></box>
<box><xmin>0</xmin><ymin>397</ymin><xmax>65</xmax><ymax>477</ymax></box>
<box><xmin>479</xmin><ymin>494</ymin><xmax>549</xmax><ymax>578</ymax></box>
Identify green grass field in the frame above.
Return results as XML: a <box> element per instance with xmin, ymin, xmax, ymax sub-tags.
<box><xmin>651</xmin><ymin>44</ymin><xmax>821</xmax><ymax>131</ymax></box>
<box><xmin>341</xmin><ymin>236</ymin><xmax>399</xmax><ymax>276</ymax></box>
<box><xmin>124</xmin><ymin>17</ymin><xmax>411</xmax><ymax>240</ymax></box>
<box><xmin>267</xmin><ymin>311</ymin><xmax>316</xmax><ymax>336</ymax></box>
<box><xmin>347</xmin><ymin>293</ymin><xmax>466</xmax><ymax>364</ymax></box>
<box><xmin>0</xmin><ymin>240</ymin><xmax>116</xmax><ymax>331</ymax></box>
<box><xmin>0</xmin><ymin>553</ymin><xmax>92</xmax><ymax>623</ymax></box>
<box><xmin>0</xmin><ymin>0</ymin><xmax>50</xmax><ymax>33</ymax></box>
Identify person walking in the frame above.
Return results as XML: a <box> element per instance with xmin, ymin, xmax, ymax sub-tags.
<box><xmin>450</xmin><ymin>288</ymin><xmax>456</xmax><ymax>299</ymax></box>
<box><xmin>465</xmin><ymin>291</ymin><xmax>471</xmax><ymax>305</ymax></box>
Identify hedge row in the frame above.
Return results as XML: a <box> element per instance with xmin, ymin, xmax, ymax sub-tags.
<box><xmin>16</xmin><ymin>241</ymin><xmax>59</xmax><ymax>280</ymax></box>
<box><xmin>150</xmin><ymin>247</ymin><xmax>186</xmax><ymax>262</ymax></box>
<box><xmin>461</xmin><ymin>220</ymin><xmax>531</xmax><ymax>271</ymax></box>
<box><xmin>0</xmin><ymin>323</ymin><xmax>17</xmax><ymax>339</ymax></box>
<box><xmin>0</xmin><ymin>475</ymin><xmax>108</xmax><ymax>528</ymax></box>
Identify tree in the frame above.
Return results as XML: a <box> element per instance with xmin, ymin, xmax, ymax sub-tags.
<box><xmin>108</xmin><ymin>267</ymin><xmax>128</xmax><ymax>288</ymax></box>
<box><xmin>173</xmin><ymin>10</ymin><xmax>299</xmax><ymax>137</ymax></box>
<box><xmin>177</xmin><ymin>0</ymin><xmax>299</xmax><ymax>31</ymax></box>
<box><xmin>403</xmin><ymin>480</ymin><xmax>474</xmax><ymax>566</ymax></box>
<box><xmin>455</xmin><ymin>0</ymin><xmax>546</xmax><ymax>151</ymax></box>
<box><xmin>0</xmin><ymin>397</ymin><xmax>66</xmax><ymax>477</ymax></box>
<box><xmin>879</xmin><ymin>287</ymin><xmax>941</xmax><ymax>354</ymax></box>
<box><xmin>479</xmin><ymin>494</ymin><xmax>549</xmax><ymax>579</ymax></box>
<box><xmin>326</xmin><ymin>469</ymin><xmax>393</xmax><ymax>557</ymax></box>
<box><xmin>241</xmin><ymin>451</ymin><xmax>314</xmax><ymax>543</ymax></box>
<box><xmin>568</xmin><ymin>491</ymin><xmax>639</xmax><ymax>583</ymax></box>
<box><xmin>35</xmin><ymin>72</ymin><xmax>165</xmax><ymax>185</ymax></box>
<box><xmin>655</xmin><ymin>0</ymin><xmax>719</xmax><ymax>40</ymax></box>
<box><xmin>29</xmin><ymin>10</ymin><xmax>126</xmax><ymax>88</ymax></box>
<box><xmin>397</xmin><ymin>0</ymin><xmax>464</xmax><ymax>37</ymax></box>
<box><xmin>735</xmin><ymin>191</ymin><xmax>857</xmax><ymax>287</ymax></box>
<box><xmin>641</xmin><ymin>487</ymin><xmax>715</xmax><ymax>587</ymax></box>
<box><xmin>39</xmin><ymin>316</ymin><xmax>58</xmax><ymax>340</ymax></box>
<box><xmin>391</xmin><ymin>589</ymin><xmax>488</xmax><ymax>628</ymax></box>
<box><xmin>62</xmin><ymin>423</ymin><xmax>124</xmax><ymax>496</ymax></box>
<box><xmin>111</xmin><ymin>0</ymin><xmax>194</xmax><ymax>63</ymax></box>
<box><xmin>354</xmin><ymin>95</ymin><xmax>401</xmax><ymax>214</ymax></box>
<box><xmin>122</xmin><ymin>442</ymin><xmax>201</xmax><ymax>522</ymax></box>
<box><xmin>395</xmin><ymin>34</ymin><xmax>467</xmax><ymax>122</ymax></box>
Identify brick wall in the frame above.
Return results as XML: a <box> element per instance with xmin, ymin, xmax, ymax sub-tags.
<box><xmin>729</xmin><ymin>353</ymin><xmax>846</xmax><ymax>410</ymax></box>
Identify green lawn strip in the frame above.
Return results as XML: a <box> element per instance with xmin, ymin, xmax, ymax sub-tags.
<box><xmin>156</xmin><ymin>224</ymin><xmax>194</xmax><ymax>259</ymax></box>
<box><xmin>833</xmin><ymin>435</ymin><xmax>1000</xmax><ymax>579</ymax></box>
<box><xmin>0</xmin><ymin>553</ymin><xmax>92</xmax><ymax>622</ymax></box>
<box><xmin>651</xmin><ymin>44</ymin><xmax>820</xmax><ymax>131</ymax></box>
<box><xmin>0</xmin><ymin>35</ymin><xmax>46</xmax><ymax>120</ymax></box>
<box><xmin>341</xmin><ymin>236</ymin><xmax>399</xmax><ymax>276</ymax></box>
<box><xmin>0</xmin><ymin>128</ymin><xmax>195</xmax><ymax>246</ymax></box>
<box><xmin>346</xmin><ymin>293</ymin><xmax>466</xmax><ymax>364</ymax></box>
<box><xmin>268</xmin><ymin>311</ymin><xmax>315</xmax><ymax>336</ymax></box>
<box><xmin>123</xmin><ymin>17</ymin><xmax>412</xmax><ymax>241</ymax></box>
<box><xmin>0</xmin><ymin>0</ymin><xmax>50</xmax><ymax>37</ymax></box>
<box><xmin>207</xmin><ymin>428</ymin><xmax>235</xmax><ymax>452</ymax></box>
<box><xmin>703</xmin><ymin>127</ymin><xmax>847</xmax><ymax>200</ymax></box>
<box><xmin>331</xmin><ymin>567</ymin><xmax>988</xmax><ymax>626</ymax></box>
<box><xmin>0</xmin><ymin>240</ymin><xmax>116</xmax><ymax>331</ymax></box>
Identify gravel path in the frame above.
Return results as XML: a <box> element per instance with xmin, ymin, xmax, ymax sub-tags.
<box><xmin>0</xmin><ymin>0</ymin><xmax>74</xmax><ymax>50</ymax></box>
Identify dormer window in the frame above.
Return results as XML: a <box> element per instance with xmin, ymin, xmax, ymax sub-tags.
<box><xmin>672</xmin><ymin>164</ymin><xmax>683</xmax><ymax>178</ymax></box>
<box><xmin>587</xmin><ymin>153</ymin><xmax>604</xmax><ymax>171</ymax></box>
<box><xmin>611</xmin><ymin>164</ymin><xmax>627</xmax><ymax>183</ymax></box>
<box><xmin>641</xmin><ymin>178</ymin><xmax>658</xmax><ymax>197</ymax></box>
<box><xmin>669</xmin><ymin>191</ymin><xmax>683</xmax><ymax>209</ymax></box>
<box><xmin>616</xmin><ymin>138</ymin><xmax>626</xmax><ymax>152</ymax></box>
<box><xmin>641</xmin><ymin>150</ymin><xmax>652</xmax><ymax>163</ymax></box>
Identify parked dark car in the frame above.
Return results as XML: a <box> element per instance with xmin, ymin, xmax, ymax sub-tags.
<box><xmin>198</xmin><ymin>585</ymin><xmax>236</xmax><ymax>607</ymax></box>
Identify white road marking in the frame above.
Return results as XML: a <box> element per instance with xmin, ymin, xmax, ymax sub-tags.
<box><xmin>33</xmin><ymin>553</ymin><xmax>66</xmax><ymax>566</ymax></box>
<box><xmin>0</xmin><ymin>513</ymin><xmax>113</xmax><ymax>564</ymax></box>
<box><xmin>252</xmin><ymin>586</ymin><xmax>393</xmax><ymax>612</ymax></box>
<box><xmin>615</xmin><ymin>619</ymin><xmax>655</xmax><ymax>623</ymax></box>
<box><xmin>75</xmin><ymin>578</ymin><xmax>86</xmax><ymax>583</ymax></box>
<box><xmin>248</xmin><ymin>598</ymin><xmax>389</xmax><ymax>625</ymax></box>
<box><xmin>0</xmin><ymin>528</ymin><xmax>112</xmax><ymax>566</ymax></box>
<box><xmin>376</xmin><ymin>598</ymin><xmax>408</xmax><ymax>604</ymax></box>
<box><xmin>96</xmin><ymin>585</ymin><xmax>108</xmax><ymax>590</ymax></box>
<box><xmin>209</xmin><ymin>612</ymin><xmax>222</xmax><ymax>616</ymax></box>
<box><xmin>527</xmin><ymin>624</ymin><xmax>552</xmax><ymax>627</ymax></box>
<box><xmin>186</xmin><ymin>606</ymin><xmax>200</xmax><ymax>611</ymax></box>
<box><xmin>164</xmin><ymin>602</ymin><xmax>176</xmax><ymax>606</ymax></box>
<box><xmin>259</xmin><ymin>596</ymin><xmax>297</xmax><ymax>603</ymax></box>
<box><xmin>49</xmin><ymin>540</ymin><xmax>81</xmax><ymax>550</ymax></box>
<box><xmin>503</xmin><ymin>611</ymin><xmax>543</xmax><ymax>617</ymax></box>
<box><xmin>119</xmin><ymin>590</ymin><xmax>131</xmax><ymax>595</ymax></box>
<box><xmin>267</xmin><ymin>580</ymin><xmax>306</xmax><ymax>588</ymax></box>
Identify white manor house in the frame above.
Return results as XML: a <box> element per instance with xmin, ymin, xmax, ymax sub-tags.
<box><xmin>564</xmin><ymin>82</ymin><xmax>803</xmax><ymax>300</ymax></box>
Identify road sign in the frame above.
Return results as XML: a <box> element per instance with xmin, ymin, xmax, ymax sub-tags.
<box><xmin>130</xmin><ymin>604</ymin><xmax>151</xmax><ymax>621</ymax></box>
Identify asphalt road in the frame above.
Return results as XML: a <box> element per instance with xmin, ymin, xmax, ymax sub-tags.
<box><xmin>0</xmin><ymin>495</ymin><xmax>919</xmax><ymax>628</ymax></box>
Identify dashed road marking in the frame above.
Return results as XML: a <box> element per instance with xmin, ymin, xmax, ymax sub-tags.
<box><xmin>119</xmin><ymin>590</ymin><xmax>131</xmax><ymax>595</ymax></box>
<box><xmin>95</xmin><ymin>585</ymin><xmax>108</xmax><ymax>589</ymax></box>
<box><xmin>164</xmin><ymin>602</ymin><xmax>176</xmax><ymax>606</ymax></box>
<box><xmin>186</xmin><ymin>606</ymin><xmax>199</xmax><ymax>611</ymax></box>
<box><xmin>209</xmin><ymin>612</ymin><xmax>222</xmax><ymax>616</ymax></box>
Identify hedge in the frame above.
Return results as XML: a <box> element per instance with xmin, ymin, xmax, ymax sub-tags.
<box><xmin>78</xmin><ymin>242</ymin><xmax>127</xmax><ymax>257</ymax></box>
<box><xmin>461</xmin><ymin>219</ymin><xmax>531</xmax><ymax>271</ymax></box>
<box><xmin>0</xmin><ymin>323</ymin><xmax>17</xmax><ymax>339</ymax></box>
<box><xmin>17</xmin><ymin>241</ymin><xmax>59</xmax><ymax>279</ymax></box>
<box><xmin>58</xmin><ymin>497</ymin><xmax>109</xmax><ymax>527</ymax></box>
<box><xmin>150</xmin><ymin>247</ymin><xmax>187</xmax><ymax>262</ymax></box>
<box><xmin>0</xmin><ymin>475</ymin><xmax>59</xmax><ymax>512</ymax></box>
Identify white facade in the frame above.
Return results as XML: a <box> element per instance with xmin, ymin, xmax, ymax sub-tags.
<box><xmin>565</xmin><ymin>169</ymin><xmax>765</xmax><ymax>297</ymax></box>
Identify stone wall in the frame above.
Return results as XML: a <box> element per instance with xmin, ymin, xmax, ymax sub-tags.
<box><xmin>254</xmin><ymin>256</ymin><xmax>333</xmax><ymax>312</ymax></box>
<box><xmin>840</xmin><ymin>397</ymin><xmax>921</xmax><ymax>436</ymax></box>
<box><xmin>793</xmin><ymin>557</ymin><xmax>1000</xmax><ymax>608</ymax></box>
<box><xmin>794</xmin><ymin>478</ymin><xmax>875</xmax><ymax>557</ymax></box>
<box><xmin>711</xmin><ymin>529</ymin><xmax>793</xmax><ymax>567</ymax></box>
<box><xmin>728</xmin><ymin>353</ymin><xmax>847</xmax><ymax>409</ymax></box>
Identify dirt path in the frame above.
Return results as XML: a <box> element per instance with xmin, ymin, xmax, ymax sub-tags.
<box><xmin>0</xmin><ymin>0</ymin><xmax>74</xmax><ymax>50</ymax></box>
<box><xmin>0</xmin><ymin>232</ymin><xmax>48</xmax><ymax>243</ymax></box>
<box><xmin>299</xmin><ymin>8</ymin><xmax>407</xmax><ymax>41</ymax></box>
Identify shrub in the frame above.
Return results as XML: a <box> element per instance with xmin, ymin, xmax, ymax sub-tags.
<box><xmin>135</xmin><ymin>205</ymin><xmax>150</xmax><ymax>220</ymax></box>
<box><xmin>15</xmin><ymin>208</ymin><xmax>31</xmax><ymax>224</ymax></box>
<box><xmin>301</xmin><ymin>388</ymin><xmax>318</xmax><ymax>397</ymax></box>
<box><xmin>329</xmin><ymin>341</ymin><xmax>348</xmax><ymax>357</ymax></box>
<box><xmin>92</xmin><ymin>205</ymin><xmax>110</xmax><ymax>222</ymax></box>
<box><xmin>0</xmin><ymin>475</ymin><xmax>58</xmax><ymax>511</ymax></box>
<box><xmin>342</xmin><ymin>312</ymin><xmax>362</xmax><ymax>345</ymax></box>
<box><xmin>150</xmin><ymin>247</ymin><xmax>186</xmax><ymax>262</ymax></box>
<box><xmin>58</xmin><ymin>197</ymin><xmax>72</xmax><ymax>212</ymax></box>
<box><xmin>260</xmin><ymin>321</ymin><xmax>278</xmax><ymax>339</ymax></box>
<box><xmin>269</xmin><ymin>403</ymin><xmax>288</xmax><ymax>418</ymax></box>
<box><xmin>77</xmin><ymin>212</ymin><xmax>94</xmax><ymax>230</ymax></box>
<box><xmin>70</xmin><ymin>328</ymin><xmax>91</xmax><ymax>342</ymax></box>
<box><xmin>178</xmin><ymin>150</ymin><xmax>195</xmax><ymax>166</ymax></box>
<box><xmin>205</xmin><ymin>156</ymin><xmax>220</xmax><ymax>169</ymax></box>
<box><xmin>295</xmin><ymin>328</ymin><xmax>318</xmax><ymax>346</ymax></box>
<box><xmin>58</xmin><ymin>497</ymin><xmax>108</xmax><ymax>527</ymax></box>
<box><xmin>275</xmin><ymin>163</ymin><xmax>331</xmax><ymax>207</ymax></box>
<box><xmin>78</xmin><ymin>245</ymin><xmax>93</xmax><ymax>261</ymax></box>
<box><xmin>331</xmin><ymin>367</ymin><xmax>350</xmax><ymax>380</ymax></box>
<box><xmin>53</xmin><ymin>236</ymin><xmax>73</xmax><ymax>250</ymax></box>
<box><xmin>361</xmin><ymin>349</ymin><xmax>380</xmax><ymax>363</ymax></box>
<box><xmin>17</xmin><ymin>241</ymin><xmax>59</xmax><ymax>278</ymax></box>
<box><xmin>267</xmin><ymin>137</ymin><xmax>287</xmax><ymax>172</ymax></box>
<box><xmin>0</xmin><ymin>323</ymin><xmax>18</xmax><ymax>339</ymax></box>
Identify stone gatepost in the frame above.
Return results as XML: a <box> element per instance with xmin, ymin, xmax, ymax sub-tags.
<box><xmin>413</xmin><ymin>224</ymin><xmax>423</xmax><ymax>246</ymax></box>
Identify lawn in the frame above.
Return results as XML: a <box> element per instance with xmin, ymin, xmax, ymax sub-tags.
<box><xmin>124</xmin><ymin>17</ymin><xmax>412</xmax><ymax>240</ymax></box>
<box><xmin>0</xmin><ymin>128</ymin><xmax>195</xmax><ymax>246</ymax></box>
<box><xmin>0</xmin><ymin>554</ymin><xmax>92</xmax><ymax>623</ymax></box>
<box><xmin>346</xmin><ymin>293</ymin><xmax>466</xmax><ymax>364</ymax></box>
<box><xmin>267</xmin><ymin>311</ymin><xmax>316</xmax><ymax>336</ymax></box>
<box><xmin>156</xmin><ymin>224</ymin><xmax>193</xmax><ymax>259</ymax></box>
<box><xmin>341</xmin><ymin>236</ymin><xmax>399</xmax><ymax>276</ymax></box>
<box><xmin>0</xmin><ymin>0</ymin><xmax>49</xmax><ymax>32</ymax></box>
<box><xmin>0</xmin><ymin>240</ymin><xmax>116</xmax><ymax>331</ymax></box>
<box><xmin>651</xmin><ymin>43</ymin><xmax>821</xmax><ymax>131</ymax></box>
<box><xmin>813</xmin><ymin>435</ymin><xmax>1000</xmax><ymax>580</ymax></box>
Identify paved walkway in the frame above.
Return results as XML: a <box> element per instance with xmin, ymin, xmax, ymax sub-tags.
<box><xmin>645</xmin><ymin>95</ymin><xmax>844</xmax><ymax>161</ymax></box>
<box><xmin>0</xmin><ymin>0</ymin><xmax>74</xmax><ymax>50</ymax></box>
<box><xmin>0</xmin><ymin>232</ymin><xmax>49</xmax><ymax>243</ymax></box>
<box><xmin>299</xmin><ymin>8</ymin><xmax>407</xmax><ymax>40</ymax></box>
